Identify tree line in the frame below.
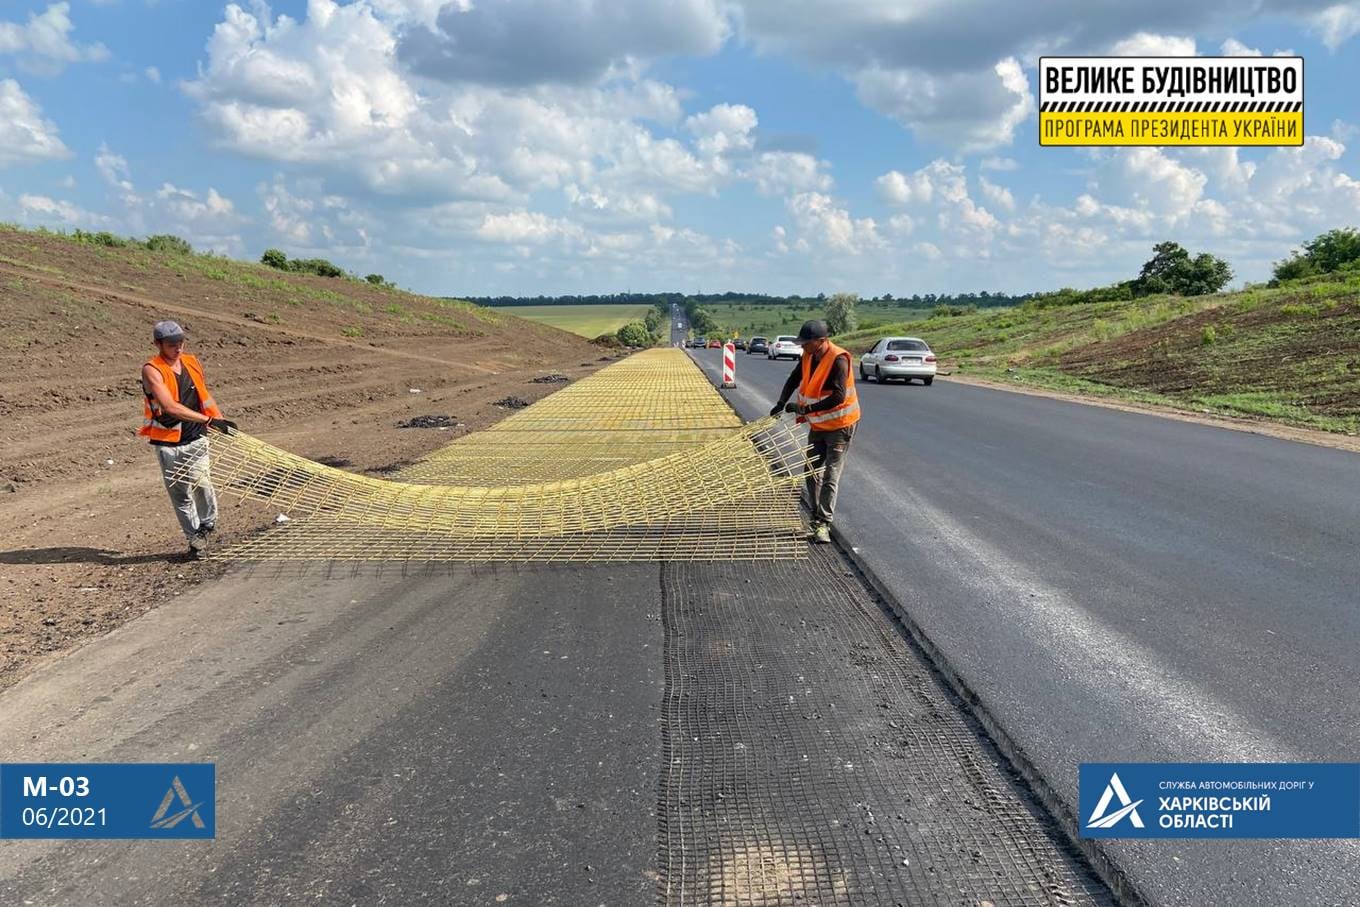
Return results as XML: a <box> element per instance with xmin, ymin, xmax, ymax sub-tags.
<box><xmin>469</xmin><ymin>290</ymin><xmax>1034</xmax><ymax>309</ymax></box>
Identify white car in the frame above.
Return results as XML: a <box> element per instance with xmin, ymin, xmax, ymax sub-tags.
<box><xmin>767</xmin><ymin>335</ymin><xmax>803</xmax><ymax>360</ymax></box>
<box><xmin>859</xmin><ymin>336</ymin><xmax>937</xmax><ymax>385</ymax></box>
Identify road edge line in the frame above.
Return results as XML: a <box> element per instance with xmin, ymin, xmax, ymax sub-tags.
<box><xmin>685</xmin><ymin>345</ymin><xmax>1147</xmax><ymax>906</ymax></box>
<box><xmin>827</xmin><ymin>522</ymin><xmax>1151</xmax><ymax>907</ymax></box>
<box><xmin>942</xmin><ymin>373</ymin><xmax>1360</xmax><ymax>455</ymax></box>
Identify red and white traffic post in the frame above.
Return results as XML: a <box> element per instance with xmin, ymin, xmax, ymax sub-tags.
<box><xmin>721</xmin><ymin>341</ymin><xmax>737</xmax><ymax>388</ymax></box>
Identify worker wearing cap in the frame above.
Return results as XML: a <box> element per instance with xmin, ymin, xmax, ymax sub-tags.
<box><xmin>139</xmin><ymin>321</ymin><xmax>237</xmax><ymax>558</ymax></box>
<box><xmin>769</xmin><ymin>319</ymin><xmax>861</xmax><ymax>544</ymax></box>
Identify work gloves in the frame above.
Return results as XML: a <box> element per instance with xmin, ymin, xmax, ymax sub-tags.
<box><xmin>785</xmin><ymin>402</ymin><xmax>802</xmax><ymax>414</ymax></box>
<box><xmin>208</xmin><ymin>418</ymin><xmax>239</xmax><ymax>435</ymax></box>
<box><xmin>769</xmin><ymin>403</ymin><xmax>785</xmax><ymax>417</ymax></box>
<box><xmin>769</xmin><ymin>402</ymin><xmax>804</xmax><ymax>417</ymax></box>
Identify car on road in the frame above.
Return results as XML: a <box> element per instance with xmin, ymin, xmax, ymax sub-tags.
<box><xmin>859</xmin><ymin>336</ymin><xmax>937</xmax><ymax>384</ymax></box>
<box><xmin>733</xmin><ymin>339</ymin><xmax>747</xmax><ymax>351</ymax></box>
<box><xmin>690</xmin><ymin>336</ymin><xmax>707</xmax><ymax>348</ymax></box>
<box><xmin>747</xmin><ymin>336</ymin><xmax>768</xmax><ymax>354</ymax></box>
<box><xmin>767</xmin><ymin>336</ymin><xmax>802</xmax><ymax>360</ymax></box>
<box><xmin>707</xmin><ymin>339</ymin><xmax>722</xmax><ymax>348</ymax></box>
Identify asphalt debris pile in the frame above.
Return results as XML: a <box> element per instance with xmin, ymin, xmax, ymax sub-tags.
<box><xmin>397</xmin><ymin>414</ymin><xmax>460</xmax><ymax>429</ymax></box>
<box><xmin>494</xmin><ymin>396</ymin><xmax>531</xmax><ymax>409</ymax></box>
<box><xmin>530</xmin><ymin>374</ymin><xmax>570</xmax><ymax>384</ymax></box>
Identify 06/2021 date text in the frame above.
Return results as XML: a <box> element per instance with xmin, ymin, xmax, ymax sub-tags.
<box><xmin>21</xmin><ymin>807</ymin><xmax>107</xmax><ymax>828</ymax></box>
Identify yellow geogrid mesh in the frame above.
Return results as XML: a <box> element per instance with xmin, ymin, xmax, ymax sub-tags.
<box><xmin>395</xmin><ymin>353</ymin><xmax>746</xmax><ymax>485</ymax></box>
<box><xmin>171</xmin><ymin>349</ymin><xmax>812</xmax><ymax>562</ymax></box>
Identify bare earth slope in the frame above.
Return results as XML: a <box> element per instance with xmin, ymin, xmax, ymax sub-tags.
<box><xmin>0</xmin><ymin>227</ymin><xmax>608</xmax><ymax>689</ymax></box>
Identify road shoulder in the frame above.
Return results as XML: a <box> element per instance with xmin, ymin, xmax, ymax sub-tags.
<box><xmin>942</xmin><ymin>373</ymin><xmax>1360</xmax><ymax>454</ymax></box>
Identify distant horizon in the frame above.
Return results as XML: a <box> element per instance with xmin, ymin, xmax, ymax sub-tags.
<box><xmin>459</xmin><ymin>289</ymin><xmax>1039</xmax><ymax>304</ymax></box>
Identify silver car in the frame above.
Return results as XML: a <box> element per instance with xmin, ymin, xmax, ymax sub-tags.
<box><xmin>859</xmin><ymin>336</ymin><xmax>937</xmax><ymax>384</ymax></box>
<box><xmin>767</xmin><ymin>335</ymin><xmax>803</xmax><ymax>360</ymax></box>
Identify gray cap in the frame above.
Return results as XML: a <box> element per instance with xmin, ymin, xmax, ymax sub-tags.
<box><xmin>152</xmin><ymin>320</ymin><xmax>185</xmax><ymax>341</ymax></box>
<box><xmin>796</xmin><ymin>319</ymin><xmax>829</xmax><ymax>342</ymax></box>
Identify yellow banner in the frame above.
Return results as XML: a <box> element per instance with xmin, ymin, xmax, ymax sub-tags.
<box><xmin>1040</xmin><ymin>111</ymin><xmax>1303</xmax><ymax>146</ymax></box>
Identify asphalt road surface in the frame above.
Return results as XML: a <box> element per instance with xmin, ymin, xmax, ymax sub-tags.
<box><xmin>0</xmin><ymin>534</ymin><xmax>1112</xmax><ymax>905</ymax></box>
<box><xmin>693</xmin><ymin>346</ymin><xmax>1360</xmax><ymax>907</ymax></box>
<box><xmin>0</xmin><ymin>567</ymin><xmax>664</xmax><ymax>904</ymax></box>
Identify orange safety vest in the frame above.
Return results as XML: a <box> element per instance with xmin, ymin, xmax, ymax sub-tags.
<box><xmin>796</xmin><ymin>342</ymin><xmax>861</xmax><ymax>432</ymax></box>
<box><xmin>139</xmin><ymin>353</ymin><xmax>221</xmax><ymax>443</ymax></box>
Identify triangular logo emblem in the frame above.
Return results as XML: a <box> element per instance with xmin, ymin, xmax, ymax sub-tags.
<box><xmin>150</xmin><ymin>775</ymin><xmax>206</xmax><ymax>830</ymax></box>
<box><xmin>1086</xmin><ymin>771</ymin><xmax>1145</xmax><ymax>829</ymax></box>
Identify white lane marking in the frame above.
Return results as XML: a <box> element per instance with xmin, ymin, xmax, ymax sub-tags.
<box><xmin>855</xmin><ymin>463</ymin><xmax>1296</xmax><ymax>763</ymax></box>
<box><xmin>709</xmin><ymin>348</ymin><xmax>1360</xmax><ymax>870</ymax></box>
<box><xmin>712</xmin><ymin>349</ymin><xmax>1292</xmax><ymax>757</ymax></box>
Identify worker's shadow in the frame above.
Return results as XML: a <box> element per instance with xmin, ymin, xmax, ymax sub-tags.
<box><xmin>0</xmin><ymin>547</ymin><xmax>185</xmax><ymax>566</ymax></box>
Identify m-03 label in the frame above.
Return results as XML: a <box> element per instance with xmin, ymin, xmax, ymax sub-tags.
<box><xmin>0</xmin><ymin>763</ymin><xmax>215</xmax><ymax>839</ymax></box>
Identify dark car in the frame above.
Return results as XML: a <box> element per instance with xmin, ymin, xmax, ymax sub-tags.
<box><xmin>733</xmin><ymin>339</ymin><xmax>747</xmax><ymax>351</ymax></box>
<box><xmin>690</xmin><ymin>336</ymin><xmax>707</xmax><ymax>348</ymax></box>
<box><xmin>747</xmin><ymin>336</ymin><xmax>769</xmax><ymax>354</ymax></box>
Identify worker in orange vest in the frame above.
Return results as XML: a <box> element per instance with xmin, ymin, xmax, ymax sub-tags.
<box><xmin>139</xmin><ymin>321</ymin><xmax>237</xmax><ymax>558</ymax></box>
<box><xmin>770</xmin><ymin>319</ymin><xmax>861</xmax><ymax>544</ymax></box>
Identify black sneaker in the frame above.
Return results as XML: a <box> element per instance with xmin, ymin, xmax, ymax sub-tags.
<box><xmin>189</xmin><ymin>533</ymin><xmax>208</xmax><ymax>555</ymax></box>
<box><xmin>198</xmin><ymin>524</ymin><xmax>216</xmax><ymax>535</ymax></box>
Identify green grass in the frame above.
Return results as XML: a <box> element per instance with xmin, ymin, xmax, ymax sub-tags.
<box><xmin>0</xmin><ymin>253</ymin><xmax>65</xmax><ymax>275</ymax></box>
<box><xmin>833</xmin><ymin>279</ymin><xmax>1358</xmax><ymax>435</ymax></box>
<box><xmin>501</xmin><ymin>303</ymin><xmax>654</xmax><ymax>337</ymax></box>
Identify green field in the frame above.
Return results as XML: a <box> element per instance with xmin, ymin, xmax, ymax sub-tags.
<box><xmin>497</xmin><ymin>304</ymin><xmax>654</xmax><ymax>337</ymax></box>
<box><xmin>704</xmin><ymin>301</ymin><xmax>927</xmax><ymax>339</ymax></box>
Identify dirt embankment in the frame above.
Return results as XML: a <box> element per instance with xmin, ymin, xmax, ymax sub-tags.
<box><xmin>0</xmin><ymin>229</ymin><xmax>611</xmax><ymax>689</ymax></box>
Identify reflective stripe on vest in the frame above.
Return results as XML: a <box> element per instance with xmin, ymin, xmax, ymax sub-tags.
<box><xmin>796</xmin><ymin>342</ymin><xmax>860</xmax><ymax>432</ymax></box>
<box><xmin>139</xmin><ymin>353</ymin><xmax>222</xmax><ymax>442</ymax></box>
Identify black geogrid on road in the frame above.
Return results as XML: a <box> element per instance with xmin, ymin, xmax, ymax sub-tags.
<box><xmin>657</xmin><ymin>549</ymin><xmax>1114</xmax><ymax>906</ymax></box>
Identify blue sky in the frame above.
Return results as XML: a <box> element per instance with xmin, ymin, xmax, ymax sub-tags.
<box><xmin>2</xmin><ymin>0</ymin><xmax>1358</xmax><ymax>297</ymax></box>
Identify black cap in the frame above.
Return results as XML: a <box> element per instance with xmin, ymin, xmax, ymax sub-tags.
<box><xmin>796</xmin><ymin>319</ymin><xmax>829</xmax><ymax>342</ymax></box>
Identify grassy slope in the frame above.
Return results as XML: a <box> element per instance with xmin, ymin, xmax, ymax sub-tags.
<box><xmin>836</xmin><ymin>274</ymin><xmax>1360</xmax><ymax>434</ymax></box>
<box><xmin>503</xmin><ymin>303</ymin><xmax>654</xmax><ymax>337</ymax></box>
<box><xmin>0</xmin><ymin>224</ymin><xmax>602</xmax><ymax>353</ymax></box>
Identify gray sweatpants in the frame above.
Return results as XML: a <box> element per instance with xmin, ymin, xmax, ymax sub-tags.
<box><xmin>806</xmin><ymin>424</ymin><xmax>856</xmax><ymax>525</ymax></box>
<box><xmin>155</xmin><ymin>437</ymin><xmax>218</xmax><ymax>541</ymax></box>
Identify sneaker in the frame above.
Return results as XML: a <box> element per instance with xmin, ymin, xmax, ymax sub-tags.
<box><xmin>812</xmin><ymin>523</ymin><xmax>832</xmax><ymax>544</ymax></box>
<box><xmin>198</xmin><ymin>523</ymin><xmax>216</xmax><ymax>535</ymax></box>
<box><xmin>188</xmin><ymin>533</ymin><xmax>208</xmax><ymax>555</ymax></box>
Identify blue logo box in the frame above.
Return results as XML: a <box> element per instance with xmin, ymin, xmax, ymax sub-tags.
<box><xmin>0</xmin><ymin>763</ymin><xmax>215</xmax><ymax>839</ymax></box>
<box><xmin>1079</xmin><ymin>762</ymin><xmax>1360</xmax><ymax>839</ymax></box>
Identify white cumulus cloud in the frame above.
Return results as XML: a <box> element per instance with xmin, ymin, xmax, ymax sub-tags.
<box><xmin>855</xmin><ymin>57</ymin><xmax>1034</xmax><ymax>152</ymax></box>
<box><xmin>397</xmin><ymin>0</ymin><xmax>727</xmax><ymax>85</ymax></box>
<box><xmin>1108</xmin><ymin>32</ymin><xmax>1196</xmax><ymax>56</ymax></box>
<box><xmin>0</xmin><ymin>2</ymin><xmax>109</xmax><ymax>75</ymax></box>
<box><xmin>0</xmin><ymin>79</ymin><xmax>70</xmax><ymax>167</ymax></box>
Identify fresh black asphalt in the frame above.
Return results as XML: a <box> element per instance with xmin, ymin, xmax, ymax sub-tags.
<box><xmin>692</xmin><ymin>345</ymin><xmax>1360</xmax><ymax>907</ymax></box>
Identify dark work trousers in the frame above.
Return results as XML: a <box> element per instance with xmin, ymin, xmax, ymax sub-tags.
<box><xmin>806</xmin><ymin>423</ymin><xmax>856</xmax><ymax>525</ymax></box>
